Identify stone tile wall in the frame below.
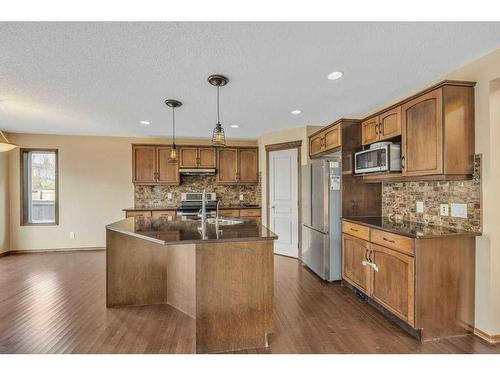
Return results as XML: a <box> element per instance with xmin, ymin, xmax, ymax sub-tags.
<box><xmin>382</xmin><ymin>155</ymin><xmax>482</xmax><ymax>232</ymax></box>
<box><xmin>135</xmin><ymin>173</ymin><xmax>261</xmax><ymax>208</ymax></box>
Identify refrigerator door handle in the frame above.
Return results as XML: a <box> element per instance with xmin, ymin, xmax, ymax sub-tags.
<box><xmin>303</xmin><ymin>223</ymin><xmax>328</xmax><ymax>235</ymax></box>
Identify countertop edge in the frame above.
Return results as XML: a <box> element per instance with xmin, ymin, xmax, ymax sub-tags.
<box><xmin>123</xmin><ymin>206</ymin><xmax>262</xmax><ymax>212</ymax></box>
<box><xmin>342</xmin><ymin>217</ymin><xmax>481</xmax><ymax>239</ymax></box>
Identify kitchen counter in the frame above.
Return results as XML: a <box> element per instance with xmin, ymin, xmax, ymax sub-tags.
<box><xmin>107</xmin><ymin>216</ymin><xmax>275</xmax><ymax>245</ymax></box>
<box><xmin>123</xmin><ymin>207</ymin><xmax>178</xmax><ymax>211</ymax></box>
<box><xmin>342</xmin><ymin>216</ymin><xmax>481</xmax><ymax>238</ymax></box>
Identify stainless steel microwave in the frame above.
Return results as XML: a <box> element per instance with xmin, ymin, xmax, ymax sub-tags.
<box><xmin>354</xmin><ymin>142</ymin><xmax>402</xmax><ymax>174</ymax></box>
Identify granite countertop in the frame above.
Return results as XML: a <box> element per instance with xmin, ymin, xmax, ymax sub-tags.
<box><xmin>107</xmin><ymin>216</ymin><xmax>277</xmax><ymax>245</ymax></box>
<box><xmin>219</xmin><ymin>205</ymin><xmax>261</xmax><ymax>209</ymax></box>
<box><xmin>124</xmin><ymin>204</ymin><xmax>261</xmax><ymax>211</ymax></box>
<box><xmin>342</xmin><ymin>216</ymin><xmax>481</xmax><ymax>239</ymax></box>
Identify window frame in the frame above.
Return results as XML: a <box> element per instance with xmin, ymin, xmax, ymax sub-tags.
<box><xmin>20</xmin><ymin>148</ymin><xmax>59</xmax><ymax>226</ymax></box>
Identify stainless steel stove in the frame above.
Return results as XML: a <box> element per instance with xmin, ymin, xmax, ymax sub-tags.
<box><xmin>177</xmin><ymin>192</ymin><xmax>217</xmax><ymax>218</ymax></box>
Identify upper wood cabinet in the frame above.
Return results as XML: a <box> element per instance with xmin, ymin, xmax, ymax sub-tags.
<box><xmin>132</xmin><ymin>145</ymin><xmax>179</xmax><ymax>185</ymax></box>
<box><xmin>361</xmin><ymin>107</ymin><xmax>402</xmax><ymax>145</ymax></box>
<box><xmin>309</xmin><ymin>121</ymin><xmax>342</xmax><ymax>157</ymax></box>
<box><xmin>179</xmin><ymin>146</ymin><xmax>216</xmax><ymax>169</ymax></box>
<box><xmin>217</xmin><ymin>147</ymin><xmax>258</xmax><ymax>185</ymax></box>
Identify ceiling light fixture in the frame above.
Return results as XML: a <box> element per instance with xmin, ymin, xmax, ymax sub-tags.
<box><xmin>327</xmin><ymin>71</ymin><xmax>343</xmax><ymax>80</ymax></box>
<box><xmin>140</xmin><ymin>120</ymin><xmax>150</xmax><ymax>125</ymax></box>
<box><xmin>208</xmin><ymin>74</ymin><xmax>229</xmax><ymax>147</ymax></box>
<box><xmin>164</xmin><ymin>99</ymin><xmax>182</xmax><ymax>164</ymax></box>
<box><xmin>0</xmin><ymin>130</ymin><xmax>18</xmax><ymax>152</ymax></box>
<box><xmin>291</xmin><ymin>109</ymin><xmax>302</xmax><ymax>115</ymax></box>
<box><xmin>231</xmin><ymin>124</ymin><xmax>239</xmax><ymax>128</ymax></box>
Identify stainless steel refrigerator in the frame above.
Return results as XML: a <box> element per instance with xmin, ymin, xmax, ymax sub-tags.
<box><xmin>302</xmin><ymin>151</ymin><xmax>342</xmax><ymax>281</ymax></box>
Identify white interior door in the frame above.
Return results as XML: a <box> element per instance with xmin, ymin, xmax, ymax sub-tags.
<box><xmin>269</xmin><ymin>148</ymin><xmax>299</xmax><ymax>257</ymax></box>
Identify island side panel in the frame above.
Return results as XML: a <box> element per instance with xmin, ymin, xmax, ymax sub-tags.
<box><xmin>195</xmin><ymin>239</ymin><xmax>274</xmax><ymax>354</ymax></box>
<box><xmin>167</xmin><ymin>244</ymin><xmax>196</xmax><ymax>318</ymax></box>
<box><xmin>415</xmin><ymin>236</ymin><xmax>475</xmax><ymax>340</ymax></box>
<box><xmin>106</xmin><ymin>229</ymin><xmax>168</xmax><ymax>307</ymax></box>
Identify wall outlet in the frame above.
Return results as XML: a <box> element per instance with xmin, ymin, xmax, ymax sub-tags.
<box><xmin>416</xmin><ymin>201</ymin><xmax>424</xmax><ymax>213</ymax></box>
<box><xmin>451</xmin><ymin>203</ymin><xmax>468</xmax><ymax>218</ymax></box>
<box><xmin>440</xmin><ymin>204</ymin><xmax>449</xmax><ymax>217</ymax></box>
<box><xmin>239</xmin><ymin>194</ymin><xmax>244</xmax><ymax>201</ymax></box>
<box><xmin>69</xmin><ymin>232</ymin><xmax>76</xmax><ymax>239</ymax></box>
<box><xmin>167</xmin><ymin>193</ymin><xmax>172</xmax><ymax>200</ymax></box>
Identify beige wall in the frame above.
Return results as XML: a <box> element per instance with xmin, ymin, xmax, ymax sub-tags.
<box><xmin>8</xmin><ymin>133</ymin><xmax>256</xmax><ymax>251</ymax></box>
<box><xmin>258</xmin><ymin>126</ymin><xmax>322</xmax><ymax>226</ymax></box>
<box><xmin>0</xmin><ymin>150</ymin><xmax>9</xmax><ymax>254</ymax></box>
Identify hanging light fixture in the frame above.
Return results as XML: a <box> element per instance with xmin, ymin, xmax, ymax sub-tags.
<box><xmin>208</xmin><ymin>74</ymin><xmax>228</xmax><ymax>147</ymax></box>
<box><xmin>0</xmin><ymin>130</ymin><xmax>17</xmax><ymax>152</ymax></box>
<box><xmin>164</xmin><ymin>99</ymin><xmax>182</xmax><ymax>164</ymax></box>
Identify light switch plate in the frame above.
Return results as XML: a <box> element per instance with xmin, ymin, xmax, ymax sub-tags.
<box><xmin>69</xmin><ymin>231</ymin><xmax>76</xmax><ymax>239</ymax></box>
<box><xmin>239</xmin><ymin>194</ymin><xmax>244</xmax><ymax>201</ymax></box>
<box><xmin>416</xmin><ymin>201</ymin><xmax>424</xmax><ymax>213</ymax></box>
<box><xmin>167</xmin><ymin>193</ymin><xmax>173</xmax><ymax>200</ymax></box>
<box><xmin>440</xmin><ymin>204</ymin><xmax>449</xmax><ymax>216</ymax></box>
<box><xmin>451</xmin><ymin>203</ymin><xmax>468</xmax><ymax>218</ymax></box>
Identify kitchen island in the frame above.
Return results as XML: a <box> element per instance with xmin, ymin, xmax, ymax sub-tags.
<box><xmin>106</xmin><ymin>216</ymin><xmax>277</xmax><ymax>353</ymax></box>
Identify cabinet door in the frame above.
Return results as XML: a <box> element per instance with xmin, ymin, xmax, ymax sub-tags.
<box><xmin>198</xmin><ymin>147</ymin><xmax>216</xmax><ymax>168</ymax></box>
<box><xmin>324</xmin><ymin>124</ymin><xmax>341</xmax><ymax>151</ymax></box>
<box><xmin>370</xmin><ymin>243</ymin><xmax>415</xmax><ymax>326</ymax></box>
<box><xmin>309</xmin><ymin>134</ymin><xmax>323</xmax><ymax>156</ymax></box>
<box><xmin>217</xmin><ymin>148</ymin><xmax>238</xmax><ymax>184</ymax></box>
<box><xmin>379</xmin><ymin>106</ymin><xmax>402</xmax><ymax>141</ymax></box>
<box><xmin>132</xmin><ymin>145</ymin><xmax>157</xmax><ymax>183</ymax></box>
<box><xmin>179</xmin><ymin>147</ymin><xmax>199</xmax><ymax>168</ymax></box>
<box><xmin>157</xmin><ymin>146</ymin><xmax>180</xmax><ymax>184</ymax></box>
<box><xmin>361</xmin><ymin>116</ymin><xmax>379</xmax><ymax>145</ymax></box>
<box><xmin>342</xmin><ymin>234</ymin><xmax>371</xmax><ymax>294</ymax></box>
<box><xmin>402</xmin><ymin>88</ymin><xmax>443</xmax><ymax>176</ymax></box>
<box><xmin>238</xmin><ymin>148</ymin><xmax>258</xmax><ymax>184</ymax></box>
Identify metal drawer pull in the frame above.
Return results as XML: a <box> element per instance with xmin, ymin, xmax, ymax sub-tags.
<box><xmin>350</xmin><ymin>228</ymin><xmax>358</xmax><ymax>232</ymax></box>
<box><xmin>361</xmin><ymin>260</ymin><xmax>379</xmax><ymax>272</ymax></box>
<box><xmin>383</xmin><ymin>237</ymin><xmax>395</xmax><ymax>243</ymax></box>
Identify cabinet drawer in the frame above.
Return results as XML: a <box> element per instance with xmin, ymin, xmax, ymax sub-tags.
<box><xmin>126</xmin><ymin>210</ymin><xmax>152</xmax><ymax>218</ymax></box>
<box><xmin>239</xmin><ymin>208</ymin><xmax>261</xmax><ymax>217</ymax></box>
<box><xmin>371</xmin><ymin>229</ymin><xmax>414</xmax><ymax>255</ymax></box>
<box><xmin>342</xmin><ymin>221</ymin><xmax>370</xmax><ymax>241</ymax></box>
<box><xmin>220</xmin><ymin>209</ymin><xmax>240</xmax><ymax>217</ymax></box>
<box><xmin>151</xmin><ymin>210</ymin><xmax>176</xmax><ymax>219</ymax></box>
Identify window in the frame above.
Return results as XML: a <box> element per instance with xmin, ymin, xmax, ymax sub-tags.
<box><xmin>21</xmin><ymin>149</ymin><xmax>58</xmax><ymax>225</ymax></box>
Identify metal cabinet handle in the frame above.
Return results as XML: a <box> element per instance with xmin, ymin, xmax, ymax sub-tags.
<box><xmin>350</xmin><ymin>228</ymin><xmax>358</xmax><ymax>232</ymax></box>
<box><xmin>401</xmin><ymin>156</ymin><xmax>406</xmax><ymax>169</ymax></box>
<box><xmin>375</xmin><ymin>124</ymin><xmax>379</xmax><ymax>135</ymax></box>
<box><xmin>382</xmin><ymin>237</ymin><xmax>395</xmax><ymax>243</ymax></box>
<box><xmin>379</xmin><ymin>122</ymin><xmax>384</xmax><ymax>135</ymax></box>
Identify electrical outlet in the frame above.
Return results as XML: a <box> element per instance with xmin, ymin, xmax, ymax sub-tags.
<box><xmin>440</xmin><ymin>204</ymin><xmax>449</xmax><ymax>217</ymax></box>
<box><xmin>451</xmin><ymin>203</ymin><xmax>468</xmax><ymax>218</ymax></box>
<box><xmin>69</xmin><ymin>232</ymin><xmax>76</xmax><ymax>239</ymax></box>
<box><xmin>239</xmin><ymin>194</ymin><xmax>244</xmax><ymax>201</ymax></box>
<box><xmin>167</xmin><ymin>193</ymin><xmax>172</xmax><ymax>200</ymax></box>
<box><xmin>416</xmin><ymin>201</ymin><xmax>424</xmax><ymax>214</ymax></box>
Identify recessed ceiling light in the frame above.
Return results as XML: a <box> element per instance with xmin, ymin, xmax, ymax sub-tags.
<box><xmin>231</xmin><ymin>124</ymin><xmax>239</xmax><ymax>128</ymax></box>
<box><xmin>327</xmin><ymin>71</ymin><xmax>343</xmax><ymax>80</ymax></box>
<box><xmin>291</xmin><ymin>109</ymin><xmax>302</xmax><ymax>115</ymax></box>
<box><xmin>140</xmin><ymin>121</ymin><xmax>150</xmax><ymax>125</ymax></box>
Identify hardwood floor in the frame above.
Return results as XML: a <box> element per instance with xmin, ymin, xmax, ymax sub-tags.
<box><xmin>0</xmin><ymin>250</ymin><xmax>498</xmax><ymax>354</ymax></box>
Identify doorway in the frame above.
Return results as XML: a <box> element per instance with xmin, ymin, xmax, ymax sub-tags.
<box><xmin>266</xmin><ymin>141</ymin><xmax>301</xmax><ymax>258</ymax></box>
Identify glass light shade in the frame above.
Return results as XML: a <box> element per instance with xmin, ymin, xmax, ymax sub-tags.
<box><xmin>211</xmin><ymin>123</ymin><xmax>226</xmax><ymax>147</ymax></box>
<box><xmin>168</xmin><ymin>144</ymin><xmax>178</xmax><ymax>164</ymax></box>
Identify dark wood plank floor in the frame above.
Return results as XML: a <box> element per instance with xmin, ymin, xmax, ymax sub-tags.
<box><xmin>0</xmin><ymin>250</ymin><xmax>498</xmax><ymax>354</ymax></box>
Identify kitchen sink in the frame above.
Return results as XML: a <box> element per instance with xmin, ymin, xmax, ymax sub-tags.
<box><xmin>205</xmin><ymin>217</ymin><xmax>245</xmax><ymax>226</ymax></box>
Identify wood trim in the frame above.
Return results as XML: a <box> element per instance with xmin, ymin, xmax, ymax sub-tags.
<box><xmin>362</xmin><ymin>172</ymin><xmax>472</xmax><ymax>183</ymax></box>
<box><xmin>7</xmin><ymin>247</ymin><xmax>105</xmax><ymax>255</ymax></box>
<box><xmin>308</xmin><ymin>118</ymin><xmax>361</xmax><ymax>138</ymax></box>
<box><xmin>20</xmin><ymin>148</ymin><xmax>59</xmax><ymax>226</ymax></box>
<box><xmin>265</xmin><ymin>141</ymin><xmax>302</xmax><ymax>258</ymax></box>
<box><xmin>265</xmin><ymin>140</ymin><xmax>302</xmax><ymax>152</ymax></box>
<box><xmin>474</xmin><ymin>328</ymin><xmax>500</xmax><ymax>344</ymax></box>
<box><xmin>361</xmin><ymin>80</ymin><xmax>476</xmax><ymax>122</ymax></box>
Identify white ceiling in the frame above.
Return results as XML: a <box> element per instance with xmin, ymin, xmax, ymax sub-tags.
<box><xmin>1</xmin><ymin>22</ymin><xmax>500</xmax><ymax>140</ymax></box>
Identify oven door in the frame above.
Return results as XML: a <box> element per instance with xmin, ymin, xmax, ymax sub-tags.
<box><xmin>354</xmin><ymin>147</ymin><xmax>389</xmax><ymax>174</ymax></box>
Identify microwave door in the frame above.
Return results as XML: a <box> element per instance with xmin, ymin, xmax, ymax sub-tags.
<box><xmin>355</xmin><ymin>148</ymin><xmax>388</xmax><ymax>173</ymax></box>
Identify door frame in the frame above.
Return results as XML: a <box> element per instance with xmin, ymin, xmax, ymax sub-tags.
<box><xmin>265</xmin><ymin>140</ymin><xmax>302</xmax><ymax>258</ymax></box>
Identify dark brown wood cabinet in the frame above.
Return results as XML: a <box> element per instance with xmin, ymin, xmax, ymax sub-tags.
<box><xmin>217</xmin><ymin>147</ymin><xmax>258</xmax><ymax>185</ymax></box>
<box><xmin>309</xmin><ymin>121</ymin><xmax>342</xmax><ymax>157</ymax></box>
<box><xmin>341</xmin><ymin>219</ymin><xmax>476</xmax><ymax>341</ymax></box>
<box><xmin>179</xmin><ymin>146</ymin><xmax>216</xmax><ymax>169</ymax></box>
<box><xmin>361</xmin><ymin>116</ymin><xmax>379</xmax><ymax>145</ymax></box>
<box><xmin>133</xmin><ymin>145</ymin><xmax>179</xmax><ymax>185</ymax></box>
<box><xmin>362</xmin><ymin>107</ymin><xmax>402</xmax><ymax>145</ymax></box>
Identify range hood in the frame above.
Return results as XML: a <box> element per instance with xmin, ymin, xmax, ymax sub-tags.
<box><xmin>179</xmin><ymin>168</ymin><xmax>217</xmax><ymax>175</ymax></box>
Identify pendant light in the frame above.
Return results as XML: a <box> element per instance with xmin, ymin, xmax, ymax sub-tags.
<box><xmin>0</xmin><ymin>131</ymin><xmax>17</xmax><ymax>152</ymax></box>
<box><xmin>208</xmin><ymin>74</ymin><xmax>228</xmax><ymax>147</ymax></box>
<box><xmin>164</xmin><ymin>99</ymin><xmax>182</xmax><ymax>164</ymax></box>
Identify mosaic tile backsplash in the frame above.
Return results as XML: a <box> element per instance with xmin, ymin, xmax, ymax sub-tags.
<box><xmin>135</xmin><ymin>174</ymin><xmax>262</xmax><ymax>208</ymax></box>
<box><xmin>382</xmin><ymin>155</ymin><xmax>482</xmax><ymax>232</ymax></box>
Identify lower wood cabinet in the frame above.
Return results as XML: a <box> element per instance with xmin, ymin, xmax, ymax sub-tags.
<box><xmin>125</xmin><ymin>210</ymin><xmax>176</xmax><ymax>219</ymax></box>
<box><xmin>219</xmin><ymin>208</ymin><xmax>261</xmax><ymax>224</ymax></box>
<box><xmin>341</xmin><ymin>219</ymin><xmax>476</xmax><ymax>341</ymax></box>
